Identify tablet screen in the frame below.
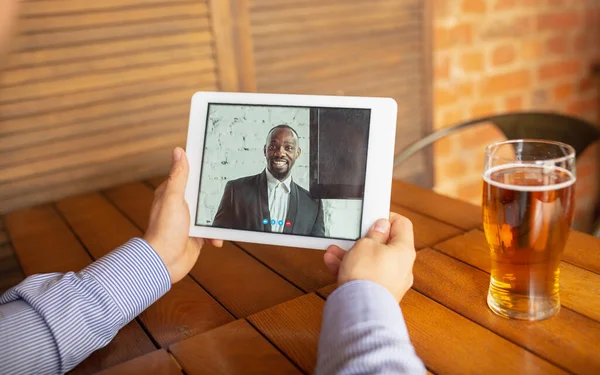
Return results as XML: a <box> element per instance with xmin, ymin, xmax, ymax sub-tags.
<box><xmin>194</xmin><ymin>103</ymin><xmax>371</xmax><ymax>241</ymax></box>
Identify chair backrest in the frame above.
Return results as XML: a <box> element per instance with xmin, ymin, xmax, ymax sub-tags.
<box><xmin>394</xmin><ymin>111</ymin><xmax>600</xmax><ymax>167</ymax></box>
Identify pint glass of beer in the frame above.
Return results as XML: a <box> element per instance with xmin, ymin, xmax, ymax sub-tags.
<box><xmin>482</xmin><ymin>140</ymin><xmax>576</xmax><ymax>321</ymax></box>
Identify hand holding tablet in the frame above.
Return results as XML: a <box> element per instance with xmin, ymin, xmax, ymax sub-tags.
<box><xmin>184</xmin><ymin>92</ymin><xmax>397</xmax><ymax>250</ymax></box>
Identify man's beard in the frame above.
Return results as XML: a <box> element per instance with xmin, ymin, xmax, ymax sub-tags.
<box><xmin>268</xmin><ymin>157</ymin><xmax>292</xmax><ymax>180</ymax></box>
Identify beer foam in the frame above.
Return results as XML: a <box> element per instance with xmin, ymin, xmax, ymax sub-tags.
<box><xmin>483</xmin><ymin>163</ymin><xmax>576</xmax><ymax>192</ymax></box>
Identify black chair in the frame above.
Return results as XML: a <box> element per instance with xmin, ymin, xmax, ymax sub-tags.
<box><xmin>394</xmin><ymin>111</ymin><xmax>600</xmax><ymax>166</ymax></box>
<box><xmin>393</xmin><ymin>111</ymin><xmax>600</xmax><ymax>236</ymax></box>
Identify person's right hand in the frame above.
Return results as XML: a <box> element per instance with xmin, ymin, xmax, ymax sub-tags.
<box><xmin>323</xmin><ymin>212</ymin><xmax>416</xmax><ymax>303</ymax></box>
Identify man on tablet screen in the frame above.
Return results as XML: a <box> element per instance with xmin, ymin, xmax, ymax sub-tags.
<box><xmin>213</xmin><ymin>124</ymin><xmax>325</xmax><ymax>236</ymax></box>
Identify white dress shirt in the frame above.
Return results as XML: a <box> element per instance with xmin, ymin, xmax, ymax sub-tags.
<box><xmin>265</xmin><ymin>169</ymin><xmax>292</xmax><ymax>233</ymax></box>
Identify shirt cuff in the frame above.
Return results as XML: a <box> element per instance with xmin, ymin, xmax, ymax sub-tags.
<box><xmin>85</xmin><ymin>237</ymin><xmax>171</xmax><ymax>325</ymax></box>
<box><xmin>324</xmin><ymin>280</ymin><xmax>410</xmax><ymax>337</ymax></box>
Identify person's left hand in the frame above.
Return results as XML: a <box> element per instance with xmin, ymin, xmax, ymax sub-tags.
<box><xmin>144</xmin><ymin>147</ymin><xmax>223</xmax><ymax>284</ymax></box>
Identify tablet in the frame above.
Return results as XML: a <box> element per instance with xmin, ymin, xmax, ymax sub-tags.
<box><xmin>184</xmin><ymin>91</ymin><xmax>397</xmax><ymax>251</ymax></box>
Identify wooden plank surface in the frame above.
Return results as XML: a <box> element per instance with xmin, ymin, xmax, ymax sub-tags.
<box><xmin>413</xmin><ymin>249</ymin><xmax>600</xmax><ymax>375</ymax></box>
<box><xmin>247</xmin><ymin>293</ymin><xmax>324</xmax><ymax>374</ymax></box>
<box><xmin>56</xmin><ymin>192</ymin><xmax>234</xmax><ymax>347</ymax></box>
<box><xmin>68</xmin><ymin>322</ymin><xmax>157</xmax><ymax>375</ymax></box>
<box><xmin>147</xmin><ymin>176</ymin><xmax>166</xmax><ymax>188</ymax></box>
<box><xmin>94</xmin><ymin>349</ymin><xmax>182</xmax><ymax>375</ymax></box>
<box><xmin>305</xmin><ymin>285</ymin><xmax>566</xmax><ymax>375</ymax></box>
<box><xmin>400</xmin><ymin>290</ymin><xmax>566</xmax><ymax>375</ymax></box>
<box><xmin>169</xmin><ymin>319</ymin><xmax>302</xmax><ymax>375</ymax></box>
<box><xmin>239</xmin><ymin>243</ymin><xmax>335</xmax><ymax>292</ymax></box>
<box><xmin>5</xmin><ymin>206</ymin><xmax>93</xmax><ymax>274</ymax></box>
<box><xmin>391</xmin><ymin>180</ymin><xmax>481</xmax><ymax>230</ymax></box>
<box><xmin>190</xmin><ymin>242</ymin><xmax>304</xmax><ymax>318</ymax></box>
<box><xmin>3</xmin><ymin>205</ymin><xmax>156</xmax><ymax>374</ymax></box>
<box><xmin>563</xmin><ymin>230</ymin><xmax>600</xmax><ymax>274</ymax></box>
<box><xmin>434</xmin><ymin>230</ymin><xmax>600</xmax><ymax>322</ymax></box>
<box><xmin>106</xmin><ymin>181</ymin><xmax>304</xmax><ymax>318</ymax></box>
<box><xmin>104</xmin><ymin>182</ymin><xmax>155</xmax><ymax>231</ymax></box>
<box><xmin>0</xmin><ymin>243</ymin><xmax>24</xmax><ymax>294</ymax></box>
<box><xmin>391</xmin><ymin>204</ymin><xmax>463</xmax><ymax>249</ymax></box>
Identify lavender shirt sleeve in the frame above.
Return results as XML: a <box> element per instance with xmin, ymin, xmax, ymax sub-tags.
<box><xmin>315</xmin><ymin>280</ymin><xmax>426</xmax><ymax>375</ymax></box>
<box><xmin>0</xmin><ymin>238</ymin><xmax>171</xmax><ymax>375</ymax></box>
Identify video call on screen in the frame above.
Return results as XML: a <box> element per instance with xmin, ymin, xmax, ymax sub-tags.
<box><xmin>195</xmin><ymin>103</ymin><xmax>371</xmax><ymax>241</ymax></box>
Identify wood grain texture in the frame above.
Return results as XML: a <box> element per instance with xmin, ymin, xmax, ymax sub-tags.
<box><xmin>138</xmin><ymin>276</ymin><xmax>234</xmax><ymax>348</ymax></box>
<box><xmin>247</xmin><ymin>293</ymin><xmax>324</xmax><ymax>374</ymax></box>
<box><xmin>391</xmin><ymin>204</ymin><xmax>463</xmax><ymax>249</ymax></box>
<box><xmin>413</xmin><ymin>249</ymin><xmax>600</xmax><ymax>375</ymax></box>
<box><xmin>0</xmin><ymin>231</ymin><xmax>8</xmax><ymax>246</ymax></box>
<box><xmin>434</xmin><ymin>230</ymin><xmax>600</xmax><ymax>322</ymax></box>
<box><xmin>6</xmin><ymin>31</ymin><xmax>212</xmax><ymax>71</ymax></box>
<box><xmin>68</xmin><ymin>321</ymin><xmax>157</xmax><ymax>375</ymax></box>
<box><xmin>191</xmin><ymin>242</ymin><xmax>304</xmax><ymax>318</ymax></box>
<box><xmin>4</xmin><ymin>205</ymin><xmax>156</xmax><ymax>373</ymax></box>
<box><xmin>238</xmin><ymin>242</ymin><xmax>335</xmax><ymax>292</ymax></box>
<box><xmin>0</xmin><ymin>147</ymin><xmax>172</xmax><ymax>215</ymax></box>
<box><xmin>147</xmin><ymin>176</ymin><xmax>167</xmax><ymax>189</ymax></box>
<box><xmin>208</xmin><ymin>0</ymin><xmax>239</xmax><ymax>91</ymax></box>
<box><xmin>18</xmin><ymin>3</ymin><xmax>209</xmax><ymax>33</ymax></box>
<box><xmin>563</xmin><ymin>230</ymin><xmax>600</xmax><ymax>274</ymax></box>
<box><xmin>316</xmin><ymin>283</ymin><xmax>337</xmax><ymax>299</ymax></box>
<box><xmin>0</xmin><ymin>0</ymin><xmax>215</xmax><ymax>214</ymax></box>
<box><xmin>0</xmin><ymin>102</ymin><xmax>190</xmax><ymax>152</ymax></box>
<box><xmin>169</xmin><ymin>319</ymin><xmax>302</xmax><ymax>375</ymax></box>
<box><xmin>4</xmin><ymin>205</ymin><xmax>92</xmax><ymax>274</ymax></box>
<box><xmin>105</xmin><ymin>179</ymin><xmax>304</xmax><ymax>318</ymax></box>
<box><xmin>18</xmin><ymin>0</ymin><xmax>197</xmax><ymax>17</ymax></box>
<box><xmin>319</xmin><ymin>283</ymin><xmax>568</xmax><ymax>374</ymax></box>
<box><xmin>248</xmin><ymin>0</ymin><xmax>430</xmax><ymax>184</ymax></box>
<box><xmin>0</xmin><ymin>84</ymin><xmax>202</xmax><ymax>134</ymax></box>
<box><xmin>0</xmin><ymin>243</ymin><xmax>24</xmax><ymax>294</ymax></box>
<box><xmin>93</xmin><ymin>350</ymin><xmax>181</xmax><ymax>375</ymax></box>
<box><xmin>391</xmin><ymin>180</ymin><xmax>481</xmax><ymax>230</ymax></box>
<box><xmin>103</xmin><ymin>182</ymin><xmax>156</xmax><ymax>231</ymax></box>
<box><xmin>400</xmin><ymin>290</ymin><xmax>567</xmax><ymax>375</ymax></box>
<box><xmin>230</xmin><ymin>0</ymin><xmax>257</xmax><ymax>92</ymax></box>
<box><xmin>56</xmin><ymin>192</ymin><xmax>235</xmax><ymax>347</ymax></box>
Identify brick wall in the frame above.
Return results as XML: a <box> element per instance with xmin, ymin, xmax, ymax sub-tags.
<box><xmin>432</xmin><ymin>0</ymin><xmax>600</xmax><ymax>231</ymax></box>
<box><xmin>197</xmin><ymin>105</ymin><xmax>362</xmax><ymax>239</ymax></box>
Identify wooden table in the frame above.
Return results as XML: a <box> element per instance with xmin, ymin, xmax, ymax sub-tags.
<box><xmin>1</xmin><ymin>178</ymin><xmax>599</xmax><ymax>375</ymax></box>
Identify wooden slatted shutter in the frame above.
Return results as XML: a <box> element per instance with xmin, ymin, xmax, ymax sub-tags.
<box><xmin>0</xmin><ymin>0</ymin><xmax>432</xmax><ymax>214</ymax></box>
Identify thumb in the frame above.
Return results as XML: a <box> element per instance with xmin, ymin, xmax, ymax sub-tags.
<box><xmin>166</xmin><ymin>147</ymin><xmax>189</xmax><ymax>195</ymax></box>
<box><xmin>363</xmin><ymin>218</ymin><xmax>391</xmax><ymax>243</ymax></box>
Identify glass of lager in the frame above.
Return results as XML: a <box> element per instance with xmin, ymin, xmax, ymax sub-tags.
<box><xmin>482</xmin><ymin>139</ymin><xmax>576</xmax><ymax>321</ymax></box>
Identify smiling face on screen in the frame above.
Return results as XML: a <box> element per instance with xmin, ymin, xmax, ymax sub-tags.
<box><xmin>264</xmin><ymin>126</ymin><xmax>301</xmax><ymax>181</ymax></box>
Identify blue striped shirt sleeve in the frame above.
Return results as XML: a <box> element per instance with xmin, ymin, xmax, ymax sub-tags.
<box><xmin>315</xmin><ymin>280</ymin><xmax>426</xmax><ymax>375</ymax></box>
<box><xmin>0</xmin><ymin>237</ymin><xmax>170</xmax><ymax>375</ymax></box>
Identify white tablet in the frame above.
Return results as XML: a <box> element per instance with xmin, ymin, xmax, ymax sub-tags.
<box><xmin>184</xmin><ymin>91</ymin><xmax>397</xmax><ymax>251</ymax></box>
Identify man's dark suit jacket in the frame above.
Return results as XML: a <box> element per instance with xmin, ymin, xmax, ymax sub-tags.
<box><xmin>212</xmin><ymin>170</ymin><xmax>325</xmax><ymax>236</ymax></box>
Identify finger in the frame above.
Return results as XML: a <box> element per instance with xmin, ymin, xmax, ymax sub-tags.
<box><xmin>154</xmin><ymin>181</ymin><xmax>167</xmax><ymax>199</ymax></box>
<box><xmin>323</xmin><ymin>245</ymin><xmax>345</xmax><ymax>276</ymax></box>
<box><xmin>363</xmin><ymin>218</ymin><xmax>391</xmax><ymax>243</ymax></box>
<box><xmin>325</xmin><ymin>244</ymin><xmax>346</xmax><ymax>261</ymax></box>
<box><xmin>166</xmin><ymin>147</ymin><xmax>189</xmax><ymax>196</ymax></box>
<box><xmin>387</xmin><ymin>214</ymin><xmax>415</xmax><ymax>248</ymax></box>
<box><xmin>210</xmin><ymin>239</ymin><xmax>224</xmax><ymax>248</ymax></box>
